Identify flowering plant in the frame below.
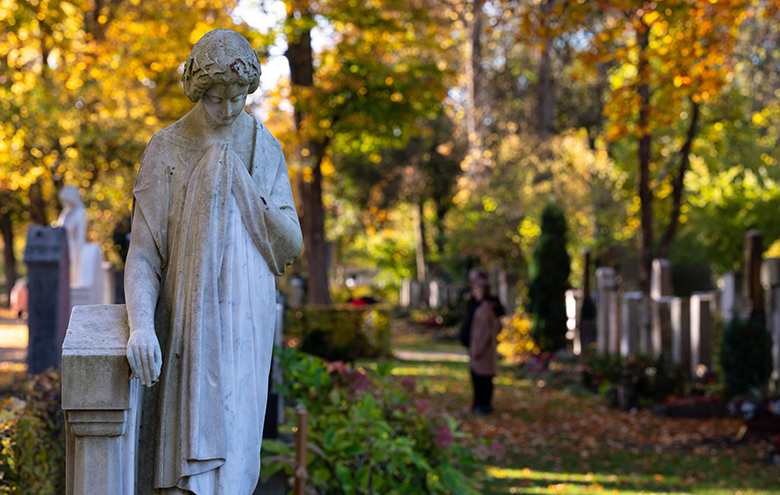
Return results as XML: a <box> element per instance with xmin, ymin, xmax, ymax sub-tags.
<box><xmin>262</xmin><ymin>347</ymin><xmax>485</xmax><ymax>494</ymax></box>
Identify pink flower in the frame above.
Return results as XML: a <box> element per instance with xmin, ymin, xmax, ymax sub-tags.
<box><xmin>434</xmin><ymin>424</ymin><xmax>454</xmax><ymax>449</ymax></box>
<box><xmin>415</xmin><ymin>399</ymin><xmax>430</xmax><ymax>414</ymax></box>
<box><xmin>401</xmin><ymin>377</ymin><xmax>416</xmax><ymax>392</ymax></box>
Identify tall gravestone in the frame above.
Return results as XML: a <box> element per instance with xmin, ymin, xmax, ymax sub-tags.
<box><xmin>671</xmin><ymin>297</ymin><xmax>691</xmax><ymax>373</ymax></box>
<box><xmin>761</xmin><ymin>258</ymin><xmax>780</xmax><ymax>382</ymax></box>
<box><xmin>650</xmin><ymin>259</ymin><xmax>673</xmax><ymax>359</ymax></box>
<box><xmin>24</xmin><ymin>226</ymin><xmax>70</xmax><ymax>374</ymax></box>
<box><xmin>621</xmin><ymin>292</ymin><xmax>643</xmax><ymax>356</ymax></box>
<box><xmin>595</xmin><ymin>267</ymin><xmax>616</xmax><ymax>354</ymax></box>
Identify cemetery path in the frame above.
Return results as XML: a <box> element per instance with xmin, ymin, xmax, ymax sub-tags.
<box><xmin>0</xmin><ymin>308</ymin><xmax>27</xmax><ymax>365</ymax></box>
<box><xmin>389</xmin><ymin>321</ymin><xmax>779</xmax><ymax>495</ymax></box>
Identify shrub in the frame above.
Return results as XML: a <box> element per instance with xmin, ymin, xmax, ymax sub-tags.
<box><xmin>720</xmin><ymin>314</ymin><xmax>773</xmax><ymax>397</ymax></box>
<box><xmin>286</xmin><ymin>305</ymin><xmax>392</xmax><ymax>361</ymax></box>
<box><xmin>0</xmin><ymin>371</ymin><xmax>65</xmax><ymax>494</ymax></box>
<box><xmin>262</xmin><ymin>348</ymin><xmax>485</xmax><ymax>495</ymax></box>
<box><xmin>497</xmin><ymin>311</ymin><xmax>536</xmax><ymax>365</ymax></box>
<box><xmin>580</xmin><ymin>352</ymin><xmax>686</xmax><ymax>408</ymax></box>
<box><xmin>526</xmin><ymin>203</ymin><xmax>571</xmax><ymax>353</ymax></box>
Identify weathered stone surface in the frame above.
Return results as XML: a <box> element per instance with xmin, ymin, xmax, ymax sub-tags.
<box><xmin>61</xmin><ymin>304</ymin><xmax>138</xmax><ymax>495</ymax></box>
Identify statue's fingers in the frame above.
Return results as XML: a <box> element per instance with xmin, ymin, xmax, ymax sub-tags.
<box><xmin>143</xmin><ymin>345</ymin><xmax>154</xmax><ymax>388</ymax></box>
<box><xmin>127</xmin><ymin>348</ymin><xmax>138</xmax><ymax>378</ymax></box>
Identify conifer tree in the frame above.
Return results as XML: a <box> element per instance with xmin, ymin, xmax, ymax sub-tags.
<box><xmin>527</xmin><ymin>203</ymin><xmax>571</xmax><ymax>353</ymax></box>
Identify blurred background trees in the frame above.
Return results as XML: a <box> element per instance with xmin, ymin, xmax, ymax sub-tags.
<box><xmin>1</xmin><ymin>0</ymin><xmax>780</xmax><ymax>309</ymax></box>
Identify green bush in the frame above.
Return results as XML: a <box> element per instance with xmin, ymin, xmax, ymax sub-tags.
<box><xmin>262</xmin><ymin>348</ymin><xmax>485</xmax><ymax>495</ymax></box>
<box><xmin>0</xmin><ymin>371</ymin><xmax>65</xmax><ymax>494</ymax></box>
<box><xmin>526</xmin><ymin>203</ymin><xmax>571</xmax><ymax>353</ymax></box>
<box><xmin>580</xmin><ymin>352</ymin><xmax>686</xmax><ymax>408</ymax></box>
<box><xmin>286</xmin><ymin>305</ymin><xmax>392</xmax><ymax>361</ymax></box>
<box><xmin>720</xmin><ymin>314</ymin><xmax>773</xmax><ymax>397</ymax></box>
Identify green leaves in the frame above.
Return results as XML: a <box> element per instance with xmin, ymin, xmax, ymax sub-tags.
<box><xmin>263</xmin><ymin>348</ymin><xmax>486</xmax><ymax>494</ymax></box>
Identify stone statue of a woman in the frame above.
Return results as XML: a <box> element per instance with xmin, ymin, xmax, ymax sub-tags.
<box><xmin>124</xmin><ymin>29</ymin><xmax>302</xmax><ymax>494</ymax></box>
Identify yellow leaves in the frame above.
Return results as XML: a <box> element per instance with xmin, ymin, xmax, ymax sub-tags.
<box><xmin>390</xmin><ymin>92</ymin><xmax>403</xmax><ymax>102</ymax></box>
<box><xmin>384</xmin><ymin>76</ymin><xmax>394</xmax><ymax>85</ymax></box>
<box><xmin>642</xmin><ymin>10</ymin><xmax>661</xmax><ymax>26</ymax></box>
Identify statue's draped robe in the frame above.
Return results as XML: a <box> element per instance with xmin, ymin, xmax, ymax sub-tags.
<box><xmin>130</xmin><ymin>115</ymin><xmax>301</xmax><ymax>494</ymax></box>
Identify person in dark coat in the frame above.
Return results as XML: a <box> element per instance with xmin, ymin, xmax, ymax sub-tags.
<box><xmin>459</xmin><ymin>269</ymin><xmax>504</xmax><ymax>347</ymax></box>
<box><xmin>468</xmin><ymin>279</ymin><xmax>502</xmax><ymax>414</ymax></box>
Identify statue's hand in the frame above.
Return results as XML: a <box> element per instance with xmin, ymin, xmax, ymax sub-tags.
<box><xmin>127</xmin><ymin>329</ymin><xmax>162</xmax><ymax>387</ymax></box>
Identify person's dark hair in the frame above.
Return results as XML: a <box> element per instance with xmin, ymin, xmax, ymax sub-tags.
<box><xmin>181</xmin><ymin>29</ymin><xmax>261</xmax><ymax>103</ymax></box>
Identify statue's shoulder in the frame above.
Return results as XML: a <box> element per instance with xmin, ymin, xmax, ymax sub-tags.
<box><xmin>254</xmin><ymin>116</ymin><xmax>283</xmax><ymax>152</ymax></box>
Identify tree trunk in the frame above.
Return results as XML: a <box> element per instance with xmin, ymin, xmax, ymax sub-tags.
<box><xmin>0</xmin><ymin>210</ymin><xmax>16</xmax><ymax>300</ymax></box>
<box><xmin>286</xmin><ymin>11</ymin><xmax>332</xmax><ymax>305</ymax></box>
<box><xmin>28</xmin><ymin>180</ymin><xmax>49</xmax><ymax>226</ymax></box>
<box><xmin>637</xmin><ymin>23</ymin><xmax>653</xmax><ymax>294</ymax></box>
<box><xmin>465</xmin><ymin>0</ymin><xmax>486</xmax><ymax>176</ymax></box>
<box><xmin>537</xmin><ymin>0</ymin><xmax>555</xmax><ymax>136</ymax></box>
<box><xmin>413</xmin><ymin>199</ymin><xmax>428</xmax><ymax>291</ymax></box>
<box><xmin>657</xmin><ymin>100</ymin><xmax>700</xmax><ymax>259</ymax></box>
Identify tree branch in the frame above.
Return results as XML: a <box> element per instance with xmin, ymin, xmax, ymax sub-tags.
<box><xmin>657</xmin><ymin>99</ymin><xmax>701</xmax><ymax>259</ymax></box>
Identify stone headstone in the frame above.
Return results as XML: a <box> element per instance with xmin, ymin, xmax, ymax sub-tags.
<box><xmin>410</xmin><ymin>280</ymin><xmax>421</xmax><ymax>308</ymax></box>
<box><xmin>720</xmin><ymin>271</ymin><xmax>744</xmax><ymax>321</ymax></box>
<box><xmin>651</xmin><ymin>297</ymin><xmax>673</xmax><ymax>359</ymax></box>
<box><xmin>762</xmin><ymin>258</ymin><xmax>780</xmax><ymax>382</ymax></box>
<box><xmin>565</xmin><ymin>289</ymin><xmax>581</xmax><ymax>353</ymax></box>
<box><xmin>621</xmin><ymin>292</ymin><xmax>643</xmax><ymax>356</ymax></box>
<box><xmin>651</xmin><ymin>259</ymin><xmax>672</xmax><ymax>300</ymax></box>
<box><xmin>690</xmin><ymin>293</ymin><xmax>712</xmax><ymax>377</ymax></box>
<box><xmin>400</xmin><ymin>278</ymin><xmax>412</xmax><ymax>307</ymax></box>
<box><xmin>429</xmin><ymin>279</ymin><xmax>447</xmax><ymax>309</ymax></box>
<box><xmin>671</xmin><ymin>297</ymin><xmax>691</xmax><ymax>373</ymax></box>
<box><xmin>596</xmin><ymin>267</ymin><xmax>616</xmax><ymax>354</ymax></box>
<box><xmin>608</xmin><ymin>291</ymin><xmax>621</xmax><ymax>356</ymax></box>
<box><xmin>24</xmin><ymin>226</ymin><xmax>70</xmax><ymax>374</ymax></box>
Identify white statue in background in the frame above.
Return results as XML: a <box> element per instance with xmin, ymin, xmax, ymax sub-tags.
<box><xmin>57</xmin><ymin>186</ymin><xmax>105</xmax><ymax>306</ymax></box>
<box><xmin>124</xmin><ymin>29</ymin><xmax>302</xmax><ymax>495</ymax></box>
<box><xmin>57</xmin><ymin>186</ymin><xmax>86</xmax><ymax>284</ymax></box>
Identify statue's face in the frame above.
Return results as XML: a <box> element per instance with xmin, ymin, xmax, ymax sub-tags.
<box><xmin>202</xmin><ymin>82</ymin><xmax>250</xmax><ymax>126</ymax></box>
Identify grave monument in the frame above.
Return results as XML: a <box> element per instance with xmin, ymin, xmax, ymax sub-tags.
<box><xmin>125</xmin><ymin>29</ymin><xmax>303</xmax><ymax>494</ymax></box>
<box><xmin>63</xmin><ymin>29</ymin><xmax>302</xmax><ymax>495</ymax></box>
<box><xmin>57</xmin><ymin>186</ymin><xmax>106</xmax><ymax>307</ymax></box>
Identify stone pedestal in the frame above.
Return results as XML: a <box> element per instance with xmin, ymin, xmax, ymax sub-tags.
<box><xmin>24</xmin><ymin>225</ymin><xmax>70</xmax><ymax>374</ymax></box>
<box><xmin>671</xmin><ymin>297</ymin><xmax>691</xmax><ymax>373</ymax></box>
<box><xmin>62</xmin><ymin>304</ymin><xmax>138</xmax><ymax>495</ymax></box>
<box><xmin>621</xmin><ymin>292</ymin><xmax>643</xmax><ymax>357</ymax></box>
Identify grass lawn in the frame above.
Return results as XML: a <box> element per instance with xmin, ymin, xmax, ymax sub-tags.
<box><xmin>380</xmin><ymin>321</ymin><xmax>780</xmax><ymax>495</ymax></box>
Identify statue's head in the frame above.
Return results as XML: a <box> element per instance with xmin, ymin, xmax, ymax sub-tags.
<box><xmin>58</xmin><ymin>186</ymin><xmax>82</xmax><ymax>208</ymax></box>
<box><xmin>181</xmin><ymin>29</ymin><xmax>262</xmax><ymax>103</ymax></box>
